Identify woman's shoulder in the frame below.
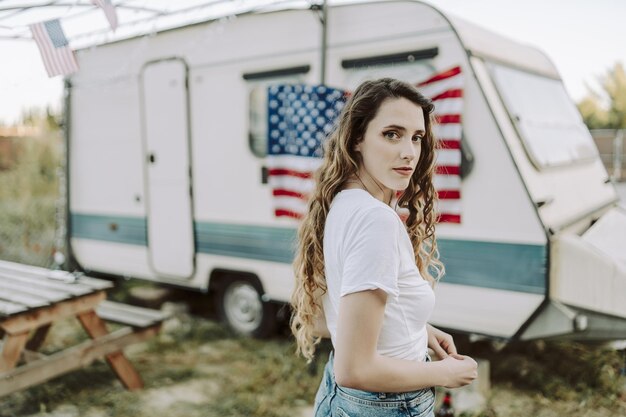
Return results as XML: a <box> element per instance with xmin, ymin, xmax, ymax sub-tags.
<box><xmin>330</xmin><ymin>190</ymin><xmax>400</xmax><ymax>232</ymax></box>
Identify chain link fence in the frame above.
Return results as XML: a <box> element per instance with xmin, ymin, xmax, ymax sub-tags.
<box><xmin>0</xmin><ymin>130</ymin><xmax>66</xmax><ymax>268</ymax></box>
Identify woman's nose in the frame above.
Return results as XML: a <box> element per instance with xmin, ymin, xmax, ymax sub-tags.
<box><xmin>400</xmin><ymin>139</ymin><xmax>417</xmax><ymax>161</ymax></box>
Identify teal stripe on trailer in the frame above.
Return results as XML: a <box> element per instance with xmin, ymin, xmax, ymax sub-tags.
<box><xmin>71</xmin><ymin>213</ymin><xmax>147</xmax><ymax>246</ymax></box>
<box><xmin>70</xmin><ymin>213</ymin><xmax>546</xmax><ymax>294</ymax></box>
<box><xmin>437</xmin><ymin>239</ymin><xmax>546</xmax><ymax>294</ymax></box>
<box><xmin>194</xmin><ymin>221</ymin><xmax>297</xmax><ymax>264</ymax></box>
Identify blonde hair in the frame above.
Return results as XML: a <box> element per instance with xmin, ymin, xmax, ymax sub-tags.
<box><xmin>290</xmin><ymin>78</ymin><xmax>446</xmax><ymax>362</ymax></box>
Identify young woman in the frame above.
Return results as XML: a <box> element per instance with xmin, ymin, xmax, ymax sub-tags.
<box><xmin>290</xmin><ymin>78</ymin><xmax>478</xmax><ymax>417</ymax></box>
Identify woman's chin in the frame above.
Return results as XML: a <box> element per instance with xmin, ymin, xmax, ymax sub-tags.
<box><xmin>389</xmin><ymin>180</ymin><xmax>411</xmax><ymax>191</ymax></box>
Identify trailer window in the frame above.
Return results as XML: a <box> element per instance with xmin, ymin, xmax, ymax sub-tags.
<box><xmin>248</xmin><ymin>73</ymin><xmax>306</xmax><ymax>158</ymax></box>
<box><xmin>343</xmin><ymin>60</ymin><xmax>435</xmax><ymax>91</ymax></box>
<box><xmin>488</xmin><ymin>62</ymin><xmax>597</xmax><ymax>169</ymax></box>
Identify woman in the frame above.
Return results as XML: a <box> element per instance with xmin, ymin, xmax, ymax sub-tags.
<box><xmin>290</xmin><ymin>78</ymin><xmax>478</xmax><ymax>417</ymax></box>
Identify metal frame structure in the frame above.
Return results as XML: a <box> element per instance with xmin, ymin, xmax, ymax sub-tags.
<box><xmin>0</xmin><ymin>0</ymin><xmax>325</xmax><ymax>49</ymax></box>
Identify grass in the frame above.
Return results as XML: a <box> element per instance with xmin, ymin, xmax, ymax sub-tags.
<box><xmin>2</xmin><ymin>292</ymin><xmax>624</xmax><ymax>417</ymax></box>
<box><xmin>464</xmin><ymin>339</ymin><xmax>625</xmax><ymax>403</ymax></box>
<box><xmin>0</xmin><ymin>132</ymin><xmax>62</xmax><ymax>268</ymax></box>
<box><xmin>0</xmin><ymin>299</ymin><xmax>331</xmax><ymax>417</ymax></box>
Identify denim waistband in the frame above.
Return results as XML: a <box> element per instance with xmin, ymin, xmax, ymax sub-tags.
<box><xmin>326</xmin><ymin>350</ymin><xmax>435</xmax><ymax>404</ymax></box>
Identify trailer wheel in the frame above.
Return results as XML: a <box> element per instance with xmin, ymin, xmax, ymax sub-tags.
<box><xmin>216</xmin><ymin>278</ymin><xmax>277</xmax><ymax>338</ymax></box>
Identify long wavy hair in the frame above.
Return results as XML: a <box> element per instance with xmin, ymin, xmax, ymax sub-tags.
<box><xmin>290</xmin><ymin>78</ymin><xmax>446</xmax><ymax>362</ymax></box>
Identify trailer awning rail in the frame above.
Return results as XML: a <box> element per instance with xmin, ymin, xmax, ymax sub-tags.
<box><xmin>0</xmin><ymin>0</ymin><xmax>315</xmax><ymax>49</ymax></box>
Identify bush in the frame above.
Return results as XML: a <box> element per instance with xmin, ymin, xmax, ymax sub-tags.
<box><xmin>0</xmin><ymin>132</ymin><xmax>62</xmax><ymax>267</ymax></box>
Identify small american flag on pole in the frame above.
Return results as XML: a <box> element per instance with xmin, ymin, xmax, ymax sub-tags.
<box><xmin>92</xmin><ymin>0</ymin><xmax>118</xmax><ymax>31</ymax></box>
<box><xmin>29</xmin><ymin>19</ymin><xmax>78</xmax><ymax>78</ymax></box>
<box><xmin>266</xmin><ymin>84</ymin><xmax>347</xmax><ymax>219</ymax></box>
<box><xmin>418</xmin><ymin>66</ymin><xmax>464</xmax><ymax>224</ymax></box>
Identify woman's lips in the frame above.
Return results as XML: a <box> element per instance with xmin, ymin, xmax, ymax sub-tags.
<box><xmin>393</xmin><ymin>168</ymin><xmax>413</xmax><ymax>176</ymax></box>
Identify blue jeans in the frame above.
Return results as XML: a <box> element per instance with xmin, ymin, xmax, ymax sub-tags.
<box><xmin>313</xmin><ymin>351</ymin><xmax>436</xmax><ymax>417</ymax></box>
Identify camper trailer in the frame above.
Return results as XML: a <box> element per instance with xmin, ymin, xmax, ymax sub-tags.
<box><xmin>66</xmin><ymin>0</ymin><xmax>626</xmax><ymax>340</ymax></box>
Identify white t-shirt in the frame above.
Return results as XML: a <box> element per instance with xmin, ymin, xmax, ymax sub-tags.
<box><xmin>322</xmin><ymin>189</ymin><xmax>436</xmax><ymax>361</ymax></box>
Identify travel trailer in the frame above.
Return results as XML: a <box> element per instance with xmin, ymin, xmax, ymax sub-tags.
<box><xmin>65</xmin><ymin>0</ymin><xmax>626</xmax><ymax>340</ymax></box>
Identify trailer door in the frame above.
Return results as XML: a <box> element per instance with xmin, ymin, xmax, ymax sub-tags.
<box><xmin>141</xmin><ymin>59</ymin><xmax>195</xmax><ymax>279</ymax></box>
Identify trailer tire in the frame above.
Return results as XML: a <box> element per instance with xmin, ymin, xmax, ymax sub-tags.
<box><xmin>215</xmin><ymin>277</ymin><xmax>277</xmax><ymax>338</ymax></box>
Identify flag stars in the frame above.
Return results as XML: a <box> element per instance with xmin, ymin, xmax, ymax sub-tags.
<box><xmin>267</xmin><ymin>83</ymin><xmax>347</xmax><ymax>158</ymax></box>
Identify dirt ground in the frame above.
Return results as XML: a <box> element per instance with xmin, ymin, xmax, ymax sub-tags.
<box><xmin>2</xmin><ymin>292</ymin><xmax>625</xmax><ymax>417</ymax></box>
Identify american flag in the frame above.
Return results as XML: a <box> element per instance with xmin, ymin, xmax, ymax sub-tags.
<box><xmin>266</xmin><ymin>84</ymin><xmax>347</xmax><ymax>219</ymax></box>
<box><xmin>29</xmin><ymin>19</ymin><xmax>79</xmax><ymax>78</ymax></box>
<box><xmin>266</xmin><ymin>67</ymin><xmax>464</xmax><ymax>223</ymax></box>
<box><xmin>92</xmin><ymin>0</ymin><xmax>118</xmax><ymax>31</ymax></box>
<box><xmin>417</xmin><ymin>66</ymin><xmax>464</xmax><ymax>224</ymax></box>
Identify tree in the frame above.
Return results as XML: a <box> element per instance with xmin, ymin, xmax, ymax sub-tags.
<box><xmin>18</xmin><ymin>105</ymin><xmax>61</xmax><ymax>132</ymax></box>
<box><xmin>577</xmin><ymin>62</ymin><xmax>626</xmax><ymax>130</ymax></box>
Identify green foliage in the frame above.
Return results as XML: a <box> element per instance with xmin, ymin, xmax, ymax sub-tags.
<box><xmin>578</xmin><ymin>94</ymin><xmax>609</xmax><ymax>129</ymax></box>
<box><xmin>0</xmin><ymin>127</ymin><xmax>63</xmax><ymax>267</ymax></box>
<box><xmin>19</xmin><ymin>105</ymin><xmax>62</xmax><ymax>131</ymax></box>
<box><xmin>471</xmin><ymin>340</ymin><xmax>624</xmax><ymax>403</ymax></box>
<box><xmin>577</xmin><ymin>61</ymin><xmax>626</xmax><ymax>129</ymax></box>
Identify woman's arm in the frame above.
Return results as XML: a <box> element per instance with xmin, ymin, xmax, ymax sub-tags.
<box><xmin>333</xmin><ymin>289</ymin><xmax>477</xmax><ymax>392</ymax></box>
<box><xmin>312</xmin><ymin>304</ymin><xmax>331</xmax><ymax>339</ymax></box>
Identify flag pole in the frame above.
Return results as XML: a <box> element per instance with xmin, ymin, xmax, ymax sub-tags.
<box><xmin>320</xmin><ymin>0</ymin><xmax>328</xmax><ymax>85</ymax></box>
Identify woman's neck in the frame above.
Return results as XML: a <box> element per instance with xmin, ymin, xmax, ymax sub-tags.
<box><xmin>344</xmin><ymin>172</ymin><xmax>394</xmax><ymax>206</ymax></box>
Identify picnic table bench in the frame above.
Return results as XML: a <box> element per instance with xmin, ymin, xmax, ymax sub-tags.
<box><xmin>0</xmin><ymin>260</ymin><xmax>170</xmax><ymax>397</ymax></box>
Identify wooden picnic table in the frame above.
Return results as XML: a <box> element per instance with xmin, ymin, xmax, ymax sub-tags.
<box><xmin>0</xmin><ymin>260</ymin><xmax>168</xmax><ymax>397</ymax></box>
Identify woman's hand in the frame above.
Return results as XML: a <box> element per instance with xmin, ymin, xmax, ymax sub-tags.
<box><xmin>426</xmin><ymin>324</ymin><xmax>457</xmax><ymax>359</ymax></box>
<box><xmin>439</xmin><ymin>354</ymin><xmax>478</xmax><ymax>388</ymax></box>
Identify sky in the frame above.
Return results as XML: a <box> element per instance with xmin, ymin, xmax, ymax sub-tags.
<box><xmin>0</xmin><ymin>0</ymin><xmax>624</xmax><ymax>124</ymax></box>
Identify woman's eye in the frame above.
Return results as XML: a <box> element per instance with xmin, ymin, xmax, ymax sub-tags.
<box><xmin>383</xmin><ymin>131</ymin><xmax>399</xmax><ymax>139</ymax></box>
<box><xmin>412</xmin><ymin>135</ymin><xmax>424</xmax><ymax>142</ymax></box>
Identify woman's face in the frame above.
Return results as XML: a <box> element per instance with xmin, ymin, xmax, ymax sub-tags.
<box><xmin>354</xmin><ymin>97</ymin><xmax>425</xmax><ymax>193</ymax></box>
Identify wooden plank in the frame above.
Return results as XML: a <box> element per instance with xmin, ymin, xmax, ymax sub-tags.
<box><xmin>0</xmin><ymin>280</ymin><xmax>69</xmax><ymax>303</ymax></box>
<box><xmin>77</xmin><ymin>311</ymin><xmax>144</xmax><ymax>390</ymax></box>
<box><xmin>0</xmin><ymin>260</ymin><xmax>113</xmax><ymax>292</ymax></box>
<box><xmin>0</xmin><ymin>300</ymin><xmax>27</xmax><ymax>317</ymax></box>
<box><xmin>97</xmin><ymin>301</ymin><xmax>170</xmax><ymax>322</ymax></box>
<box><xmin>0</xmin><ymin>260</ymin><xmax>51</xmax><ymax>278</ymax></box>
<box><xmin>0</xmin><ymin>331</ymin><xmax>29</xmax><ymax>372</ymax></box>
<box><xmin>0</xmin><ymin>325</ymin><xmax>160</xmax><ymax>397</ymax></box>
<box><xmin>0</xmin><ymin>291</ymin><xmax>106</xmax><ymax>333</ymax></box>
<box><xmin>74</xmin><ymin>276</ymin><xmax>114</xmax><ymax>291</ymax></box>
<box><xmin>0</xmin><ymin>288</ymin><xmax>50</xmax><ymax>309</ymax></box>
<box><xmin>0</xmin><ymin>270</ymin><xmax>94</xmax><ymax>297</ymax></box>
<box><xmin>21</xmin><ymin>349</ymin><xmax>46</xmax><ymax>363</ymax></box>
<box><xmin>95</xmin><ymin>309</ymin><xmax>155</xmax><ymax>328</ymax></box>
